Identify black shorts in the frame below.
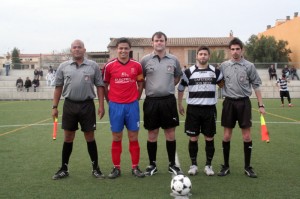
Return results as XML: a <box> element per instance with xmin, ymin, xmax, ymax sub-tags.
<box><xmin>143</xmin><ymin>95</ymin><xmax>179</xmax><ymax>130</ymax></box>
<box><xmin>221</xmin><ymin>97</ymin><xmax>252</xmax><ymax>129</ymax></box>
<box><xmin>280</xmin><ymin>91</ymin><xmax>290</xmax><ymax>98</ymax></box>
<box><xmin>185</xmin><ymin>104</ymin><xmax>216</xmax><ymax>138</ymax></box>
<box><xmin>62</xmin><ymin>99</ymin><xmax>96</xmax><ymax>132</ymax></box>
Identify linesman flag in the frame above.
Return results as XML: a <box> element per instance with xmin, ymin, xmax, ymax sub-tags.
<box><xmin>260</xmin><ymin>114</ymin><xmax>270</xmax><ymax>143</ymax></box>
<box><xmin>53</xmin><ymin>117</ymin><xmax>58</xmax><ymax>140</ymax></box>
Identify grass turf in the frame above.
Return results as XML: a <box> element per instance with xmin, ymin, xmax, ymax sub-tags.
<box><xmin>0</xmin><ymin>99</ymin><xmax>299</xmax><ymax>199</ymax></box>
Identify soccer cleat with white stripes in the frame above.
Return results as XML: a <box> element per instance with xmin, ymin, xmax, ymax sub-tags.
<box><xmin>52</xmin><ymin>168</ymin><xmax>69</xmax><ymax>180</ymax></box>
<box><xmin>188</xmin><ymin>165</ymin><xmax>198</xmax><ymax>176</ymax></box>
<box><xmin>204</xmin><ymin>165</ymin><xmax>215</xmax><ymax>176</ymax></box>
<box><xmin>168</xmin><ymin>164</ymin><xmax>183</xmax><ymax>175</ymax></box>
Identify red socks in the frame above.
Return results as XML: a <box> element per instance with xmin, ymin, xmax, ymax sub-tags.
<box><xmin>111</xmin><ymin>140</ymin><xmax>140</xmax><ymax>169</ymax></box>
<box><xmin>129</xmin><ymin>141</ymin><xmax>140</xmax><ymax>169</ymax></box>
<box><xmin>111</xmin><ymin>141</ymin><xmax>122</xmax><ymax>169</ymax></box>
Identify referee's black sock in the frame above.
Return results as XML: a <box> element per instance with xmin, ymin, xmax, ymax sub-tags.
<box><xmin>205</xmin><ymin>139</ymin><xmax>215</xmax><ymax>166</ymax></box>
<box><xmin>244</xmin><ymin>141</ymin><xmax>252</xmax><ymax>168</ymax></box>
<box><xmin>87</xmin><ymin>140</ymin><xmax>99</xmax><ymax>170</ymax></box>
<box><xmin>62</xmin><ymin>142</ymin><xmax>73</xmax><ymax>171</ymax></box>
<box><xmin>188</xmin><ymin>140</ymin><xmax>198</xmax><ymax>166</ymax></box>
<box><xmin>147</xmin><ymin>141</ymin><xmax>157</xmax><ymax>166</ymax></box>
<box><xmin>222</xmin><ymin>141</ymin><xmax>230</xmax><ymax>167</ymax></box>
<box><xmin>166</xmin><ymin>140</ymin><xmax>176</xmax><ymax>166</ymax></box>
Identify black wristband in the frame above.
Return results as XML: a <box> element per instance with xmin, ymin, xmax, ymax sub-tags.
<box><xmin>52</xmin><ymin>105</ymin><xmax>58</xmax><ymax>109</ymax></box>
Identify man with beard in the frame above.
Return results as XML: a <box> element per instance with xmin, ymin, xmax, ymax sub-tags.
<box><xmin>178</xmin><ymin>46</ymin><xmax>223</xmax><ymax>176</ymax></box>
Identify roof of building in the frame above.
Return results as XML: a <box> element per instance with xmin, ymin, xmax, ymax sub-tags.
<box><xmin>108</xmin><ymin>37</ymin><xmax>232</xmax><ymax>47</ymax></box>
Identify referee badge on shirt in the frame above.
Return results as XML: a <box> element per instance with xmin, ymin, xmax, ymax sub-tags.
<box><xmin>167</xmin><ymin>65</ymin><xmax>174</xmax><ymax>72</ymax></box>
<box><xmin>84</xmin><ymin>75</ymin><xmax>90</xmax><ymax>81</ymax></box>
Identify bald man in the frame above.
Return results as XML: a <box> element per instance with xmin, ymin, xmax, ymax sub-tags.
<box><xmin>51</xmin><ymin>40</ymin><xmax>106</xmax><ymax>180</ymax></box>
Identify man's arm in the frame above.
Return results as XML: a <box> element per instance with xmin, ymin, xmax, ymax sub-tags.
<box><xmin>174</xmin><ymin>76</ymin><xmax>181</xmax><ymax>86</ymax></box>
<box><xmin>52</xmin><ymin>86</ymin><xmax>63</xmax><ymax>119</ymax></box>
<box><xmin>104</xmin><ymin>83</ymin><xmax>109</xmax><ymax>103</ymax></box>
<box><xmin>254</xmin><ymin>89</ymin><xmax>265</xmax><ymax>114</ymax></box>
<box><xmin>137</xmin><ymin>81</ymin><xmax>144</xmax><ymax>100</ymax></box>
<box><xmin>177</xmin><ymin>91</ymin><xmax>185</xmax><ymax>116</ymax></box>
<box><xmin>97</xmin><ymin>86</ymin><xmax>105</xmax><ymax>119</ymax></box>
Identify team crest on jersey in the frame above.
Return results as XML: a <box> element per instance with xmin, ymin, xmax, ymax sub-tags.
<box><xmin>131</xmin><ymin>68</ymin><xmax>136</xmax><ymax>74</ymax></box>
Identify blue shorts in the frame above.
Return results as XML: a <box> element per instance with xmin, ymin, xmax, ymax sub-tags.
<box><xmin>109</xmin><ymin>100</ymin><xmax>140</xmax><ymax>133</ymax></box>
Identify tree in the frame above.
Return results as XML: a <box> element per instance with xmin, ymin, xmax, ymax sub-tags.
<box><xmin>11</xmin><ymin>47</ymin><xmax>22</xmax><ymax>69</ymax></box>
<box><xmin>210</xmin><ymin>49</ymin><xmax>225</xmax><ymax>64</ymax></box>
<box><xmin>245</xmin><ymin>35</ymin><xmax>291</xmax><ymax>63</ymax></box>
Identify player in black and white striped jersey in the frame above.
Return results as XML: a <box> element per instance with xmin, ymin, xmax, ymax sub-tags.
<box><xmin>276</xmin><ymin>74</ymin><xmax>293</xmax><ymax>107</ymax></box>
<box><xmin>178</xmin><ymin>46</ymin><xmax>224</xmax><ymax>176</ymax></box>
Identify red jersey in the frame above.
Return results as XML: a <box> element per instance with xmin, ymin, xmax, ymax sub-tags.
<box><xmin>103</xmin><ymin>58</ymin><xmax>144</xmax><ymax>103</ymax></box>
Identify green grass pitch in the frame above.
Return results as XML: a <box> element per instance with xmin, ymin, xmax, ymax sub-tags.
<box><xmin>0</xmin><ymin>99</ymin><xmax>299</xmax><ymax>198</ymax></box>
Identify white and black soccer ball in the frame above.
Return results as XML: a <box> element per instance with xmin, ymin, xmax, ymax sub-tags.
<box><xmin>170</xmin><ymin>174</ymin><xmax>192</xmax><ymax>196</ymax></box>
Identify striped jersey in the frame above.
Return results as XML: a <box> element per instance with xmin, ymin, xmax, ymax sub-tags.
<box><xmin>277</xmin><ymin>78</ymin><xmax>288</xmax><ymax>91</ymax></box>
<box><xmin>178</xmin><ymin>64</ymin><xmax>223</xmax><ymax>105</ymax></box>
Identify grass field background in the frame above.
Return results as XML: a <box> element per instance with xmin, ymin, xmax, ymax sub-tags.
<box><xmin>0</xmin><ymin>99</ymin><xmax>299</xmax><ymax>199</ymax></box>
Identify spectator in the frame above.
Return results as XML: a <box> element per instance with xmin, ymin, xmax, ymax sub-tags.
<box><xmin>24</xmin><ymin>77</ymin><xmax>32</xmax><ymax>92</ymax></box>
<box><xmin>34</xmin><ymin>69</ymin><xmax>39</xmax><ymax>79</ymax></box>
<box><xmin>268</xmin><ymin>64</ymin><xmax>277</xmax><ymax>80</ymax></box>
<box><xmin>46</xmin><ymin>71</ymin><xmax>54</xmax><ymax>86</ymax></box>
<box><xmin>16</xmin><ymin>77</ymin><xmax>24</xmax><ymax>92</ymax></box>
<box><xmin>4</xmin><ymin>56</ymin><xmax>11</xmax><ymax>76</ymax></box>
<box><xmin>49</xmin><ymin>65</ymin><xmax>53</xmax><ymax>73</ymax></box>
<box><xmin>39</xmin><ymin>69</ymin><xmax>44</xmax><ymax>80</ymax></box>
<box><xmin>290</xmin><ymin>66</ymin><xmax>299</xmax><ymax>80</ymax></box>
<box><xmin>282</xmin><ymin>65</ymin><xmax>290</xmax><ymax>78</ymax></box>
<box><xmin>32</xmin><ymin>77</ymin><xmax>40</xmax><ymax>92</ymax></box>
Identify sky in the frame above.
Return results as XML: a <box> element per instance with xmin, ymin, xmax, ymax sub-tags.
<box><xmin>0</xmin><ymin>0</ymin><xmax>299</xmax><ymax>55</ymax></box>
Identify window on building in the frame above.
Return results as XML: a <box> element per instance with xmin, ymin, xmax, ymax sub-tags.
<box><xmin>188</xmin><ymin>50</ymin><xmax>196</xmax><ymax>65</ymax></box>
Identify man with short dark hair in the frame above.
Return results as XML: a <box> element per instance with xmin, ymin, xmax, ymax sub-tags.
<box><xmin>103</xmin><ymin>38</ymin><xmax>145</xmax><ymax>179</ymax></box>
<box><xmin>218</xmin><ymin>37</ymin><xmax>265</xmax><ymax>178</ymax></box>
<box><xmin>178</xmin><ymin>46</ymin><xmax>224</xmax><ymax>176</ymax></box>
<box><xmin>141</xmin><ymin>31</ymin><xmax>183</xmax><ymax>176</ymax></box>
<box><xmin>51</xmin><ymin>39</ymin><xmax>105</xmax><ymax>180</ymax></box>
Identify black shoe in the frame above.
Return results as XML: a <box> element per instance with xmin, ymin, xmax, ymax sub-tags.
<box><xmin>132</xmin><ymin>166</ymin><xmax>145</xmax><ymax>178</ymax></box>
<box><xmin>217</xmin><ymin>165</ymin><xmax>230</xmax><ymax>176</ymax></box>
<box><xmin>168</xmin><ymin>164</ymin><xmax>183</xmax><ymax>175</ymax></box>
<box><xmin>144</xmin><ymin>165</ymin><xmax>158</xmax><ymax>176</ymax></box>
<box><xmin>108</xmin><ymin>167</ymin><xmax>121</xmax><ymax>179</ymax></box>
<box><xmin>244</xmin><ymin>166</ymin><xmax>257</xmax><ymax>178</ymax></box>
<box><xmin>92</xmin><ymin>168</ymin><xmax>105</xmax><ymax>179</ymax></box>
<box><xmin>52</xmin><ymin>168</ymin><xmax>69</xmax><ymax>180</ymax></box>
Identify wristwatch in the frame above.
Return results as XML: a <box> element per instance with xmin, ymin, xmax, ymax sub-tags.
<box><xmin>52</xmin><ymin>105</ymin><xmax>58</xmax><ymax>109</ymax></box>
<box><xmin>258</xmin><ymin>103</ymin><xmax>265</xmax><ymax>108</ymax></box>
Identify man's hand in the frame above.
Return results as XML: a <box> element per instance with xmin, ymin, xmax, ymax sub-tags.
<box><xmin>98</xmin><ymin>107</ymin><xmax>105</xmax><ymax>119</ymax></box>
<box><xmin>178</xmin><ymin>104</ymin><xmax>185</xmax><ymax>116</ymax></box>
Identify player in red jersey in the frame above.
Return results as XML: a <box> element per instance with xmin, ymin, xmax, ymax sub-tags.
<box><xmin>103</xmin><ymin>38</ymin><xmax>145</xmax><ymax>179</ymax></box>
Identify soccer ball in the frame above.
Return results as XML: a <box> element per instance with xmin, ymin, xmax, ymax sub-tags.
<box><xmin>170</xmin><ymin>174</ymin><xmax>192</xmax><ymax>196</ymax></box>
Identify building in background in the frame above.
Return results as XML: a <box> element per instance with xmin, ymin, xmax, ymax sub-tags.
<box><xmin>107</xmin><ymin>37</ymin><xmax>233</xmax><ymax>68</ymax></box>
<box><xmin>258</xmin><ymin>12</ymin><xmax>300</xmax><ymax>66</ymax></box>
